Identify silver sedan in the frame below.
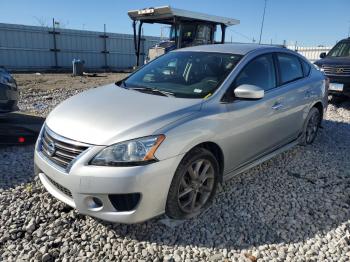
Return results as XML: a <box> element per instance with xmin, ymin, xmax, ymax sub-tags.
<box><xmin>34</xmin><ymin>44</ymin><xmax>328</xmax><ymax>223</ymax></box>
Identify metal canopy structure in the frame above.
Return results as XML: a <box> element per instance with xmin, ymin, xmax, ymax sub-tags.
<box><xmin>128</xmin><ymin>6</ymin><xmax>240</xmax><ymax>66</ymax></box>
<box><xmin>128</xmin><ymin>6</ymin><xmax>240</xmax><ymax>26</ymax></box>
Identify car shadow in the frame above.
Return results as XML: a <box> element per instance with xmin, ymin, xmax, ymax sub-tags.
<box><xmin>0</xmin><ymin>112</ymin><xmax>44</xmax><ymax>189</ymax></box>
<box><xmin>329</xmin><ymin>95</ymin><xmax>350</xmax><ymax>109</ymax></box>
<box><xmin>96</xmin><ymin>116</ymin><xmax>350</xmax><ymax>249</ymax></box>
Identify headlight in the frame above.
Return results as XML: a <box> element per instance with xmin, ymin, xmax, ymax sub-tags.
<box><xmin>90</xmin><ymin>135</ymin><xmax>165</xmax><ymax>166</ymax></box>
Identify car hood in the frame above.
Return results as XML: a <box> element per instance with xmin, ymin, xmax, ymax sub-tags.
<box><xmin>315</xmin><ymin>56</ymin><xmax>350</xmax><ymax>66</ymax></box>
<box><xmin>46</xmin><ymin>84</ymin><xmax>202</xmax><ymax>145</ymax></box>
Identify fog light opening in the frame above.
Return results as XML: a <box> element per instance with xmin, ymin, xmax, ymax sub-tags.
<box><xmin>108</xmin><ymin>193</ymin><xmax>141</xmax><ymax>212</ymax></box>
<box><xmin>85</xmin><ymin>196</ymin><xmax>103</xmax><ymax>211</ymax></box>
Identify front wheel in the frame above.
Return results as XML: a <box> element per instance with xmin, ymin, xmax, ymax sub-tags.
<box><xmin>300</xmin><ymin>107</ymin><xmax>321</xmax><ymax>145</ymax></box>
<box><xmin>165</xmin><ymin>148</ymin><xmax>219</xmax><ymax>219</ymax></box>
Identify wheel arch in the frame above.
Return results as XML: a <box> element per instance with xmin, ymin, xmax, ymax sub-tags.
<box><xmin>311</xmin><ymin>101</ymin><xmax>324</xmax><ymax>124</ymax></box>
<box><xmin>187</xmin><ymin>141</ymin><xmax>225</xmax><ymax>183</ymax></box>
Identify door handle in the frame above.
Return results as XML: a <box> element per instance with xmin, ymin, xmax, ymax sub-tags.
<box><xmin>272</xmin><ymin>103</ymin><xmax>283</xmax><ymax>110</ymax></box>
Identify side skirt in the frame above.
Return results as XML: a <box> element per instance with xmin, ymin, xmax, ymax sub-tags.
<box><xmin>223</xmin><ymin>139</ymin><xmax>300</xmax><ymax>181</ymax></box>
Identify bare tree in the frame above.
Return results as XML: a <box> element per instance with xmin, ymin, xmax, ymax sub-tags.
<box><xmin>33</xmin><ymin>16</ymin><xmax>50</xmax><ymax>28</ymax></box>
<box><xmin>33</xmin><ymin>16</ymin><xmax>70</xmax><ymax>29</ymax></box>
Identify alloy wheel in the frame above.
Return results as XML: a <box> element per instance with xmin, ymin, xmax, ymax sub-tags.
<box><xmin>177</xmin><ymin>159</ymin><xmax>215</xmax><ymax>214</ymax></box>
<box><xmin>306</xmin><ymin>112</ymin><xmax>320</xmax><ymax>144</ymax></box>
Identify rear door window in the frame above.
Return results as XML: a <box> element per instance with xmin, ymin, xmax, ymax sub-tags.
<box><xmin>277</xmin><ymin>53</ymin><xmax>303</xmax><ymax>84</ymax></box>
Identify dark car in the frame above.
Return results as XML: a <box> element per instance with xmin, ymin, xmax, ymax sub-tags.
<box><xmin>314</xmin><ymin>38</ymin><xmax>350</xmax><ymax>97</ymax></box>
<box><xmin>0</xmin><ymin>67</ymin><xmax>19</xmax><ymax>114</ymax></box>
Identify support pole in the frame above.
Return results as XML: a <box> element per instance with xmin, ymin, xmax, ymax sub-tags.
<box><xmin>136</xmin><ymin>21</ymin><xmax>143</xmax><ymax>67</ymax></box>
<box><xmin>173</xmin><ymin>17</ymin><xmax>180</xmax><ymax>48</ymax></box>
<box><xmin>259</xmin><ymin>0</ymin><xmax>267</xmax><ymax>44</ymax></box>
<box><xmin>132</xmin><ymin>20</ymin><xmax>137</xmax><ymax>58</ymax></box>
<box><xmin>221</xmin><ymin>24</ymin><xmax>226</xmax><ymax>43</ymax></box>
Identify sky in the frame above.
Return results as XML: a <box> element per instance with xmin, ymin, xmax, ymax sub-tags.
<box><xmin>1</xmin><ymin>0</ymin><xmax>349</xmax><ymax>46</ymax></box>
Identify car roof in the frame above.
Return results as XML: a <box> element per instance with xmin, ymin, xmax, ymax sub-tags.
<box><xmin>175</xmin><ymin>43</ymin><xmax>285</xmax><ymax>55</ymax></box>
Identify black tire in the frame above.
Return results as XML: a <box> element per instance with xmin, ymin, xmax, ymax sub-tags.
<box><xmin>165</xmin><ymin>147</ymin><xmax>219</xmax><ymax>219</ymax></box>
<box><xmin>300</xmin><ymin>107</ymin><xmax>321</xmax><ymax>146</ymax></box>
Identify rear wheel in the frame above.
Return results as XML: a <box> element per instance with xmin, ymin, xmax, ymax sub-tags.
<box><xmin>300</xmin><ymin>107</ymin><xmax>321</xmax><ymax>145</ymax></box>
<box><xmin>165</xmin><ymin>148</ymin><xmax>219</xmax><ymax>219</ymax></box>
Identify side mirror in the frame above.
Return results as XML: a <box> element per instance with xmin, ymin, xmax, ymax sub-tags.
<box><xmin>115</xmin><ymin>77</ymin><xmax>128</xmax><ymax>86</ymax></box>
<box><xmin>234</xmin><ymin>84</ymin><xmax>264</xmax><ymax>100</ymax></box>
<box><xmin>320</xmin><ymin>52</ymin><xmax>326</xmax><ymax>59</ymax></box>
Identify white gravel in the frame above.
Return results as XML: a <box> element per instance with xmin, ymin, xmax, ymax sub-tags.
<box><xmin>1</xmin><ymin>85</ymin><xmax>350</xmax><ymax>261</ymax></box>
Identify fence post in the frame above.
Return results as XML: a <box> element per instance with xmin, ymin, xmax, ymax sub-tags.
<box><xmin>100</xmin><ymin>24</ymin><xmax>109</xmax><ymax>71</ymax></box>
<box><xmin>49</xmin><ymin>18</ymin><xmax>60</xmax><ymax>69</ymax></box>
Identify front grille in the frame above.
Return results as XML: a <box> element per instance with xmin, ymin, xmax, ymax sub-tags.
<box><xmin>322</xmin><ymin>65</ymin><xmax>350</xmax><ymax>76</ymax></box>
<box><xmin>46</xmin><ymin>175</ymin><xmax>73</xmax><ymax>198</ymax></box>
<box><xmin>40</xmin><ymin>128</ymin><xmax>89</xmax><ymax>171</ymax></box>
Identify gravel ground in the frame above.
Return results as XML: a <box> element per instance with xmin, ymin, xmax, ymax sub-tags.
<box><xmin>14</xmin><ymin>73</ymin><xmax>127</xmax><ymax>117</ymax></box>
<box><xmin>1</xmin><ymin>75</ymin><xmax>350</xmax><ymax>261</ymax></box>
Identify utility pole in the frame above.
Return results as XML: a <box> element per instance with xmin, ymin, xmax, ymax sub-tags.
<box><xmin>348</xmin><ymin>21</ymin><xmax>350</xmax><ymax>37</ymax></box>
<box><xmin>259</xmin><ymin>0</ymin><xmax>267</xmax><ymax>44</ymax></box>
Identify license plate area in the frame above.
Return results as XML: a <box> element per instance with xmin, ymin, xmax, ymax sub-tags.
<box><xmin>329</xmin><ymin>83</ymin><xmax>343</xmax><ymax>91</ymax></box>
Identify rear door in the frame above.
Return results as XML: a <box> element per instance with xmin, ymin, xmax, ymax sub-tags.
<box><xmin>272</xmin><ymin>52</ymin><xmax>312</xmax><ymax>142</ymax></box>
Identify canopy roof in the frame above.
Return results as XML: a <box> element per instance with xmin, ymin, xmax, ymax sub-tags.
<box><xmin>128</xmin><ymin>6</ymin><xmax>240</xmax><ymax>26</ymax></box>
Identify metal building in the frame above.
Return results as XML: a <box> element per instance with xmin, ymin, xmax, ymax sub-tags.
<box><xmin>0</xmin><ymin>23</ymin><xmax>159</xmax><ymax>71</ymax></box>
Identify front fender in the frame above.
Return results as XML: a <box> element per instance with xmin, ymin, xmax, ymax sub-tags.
<box><xmin>154</xmin><ymin>110</ymin><xmax>225</xmax><ymax>161</ymax></box>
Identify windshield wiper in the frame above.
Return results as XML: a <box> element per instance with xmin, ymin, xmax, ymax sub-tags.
<box><xmin>128</xmin><ymin>87</ymin><xmax>175</xmax><ymax>97</ymax></box>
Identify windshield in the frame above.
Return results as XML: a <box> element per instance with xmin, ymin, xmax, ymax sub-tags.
<box><xmin>327</xmin><ymin>41</ymin><xmax>350</xmax><ymax>57</ymax></box>
<box><xmin>124</xmin><ymin>51</ymin><xmax>242</xmax><ymax>99</ymax></box>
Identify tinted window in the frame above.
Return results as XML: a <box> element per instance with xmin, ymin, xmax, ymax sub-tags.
<box><xmin>277</xmin><ymin>53</ymin><xmax>303</xmax><ymax>84</ymax></box>
<box><xmin>300</xmin><ymin>59</ymin><xmax>311</xmax><ymax>77</ymax></box>
<box><xmin>235</xmin><ymin>54</ymin><xmax>276</xmax><ymax>91</ymax></box>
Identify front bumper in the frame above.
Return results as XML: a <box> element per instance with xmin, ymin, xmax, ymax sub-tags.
<box><xmin>325</xmin><ymin>75</ymin><xmax>350</xmax><ymax>96</ymax></box>
<box><xmin>34</xmin><ymin>142</ymin><xmax>184</xmax><ymax>224</ymax></box>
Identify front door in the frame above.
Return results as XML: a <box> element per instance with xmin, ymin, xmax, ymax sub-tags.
<box><xmin>221</xmin><ymin>53</ymin><xmax>287</xmax><ymax>172</ymax></box>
